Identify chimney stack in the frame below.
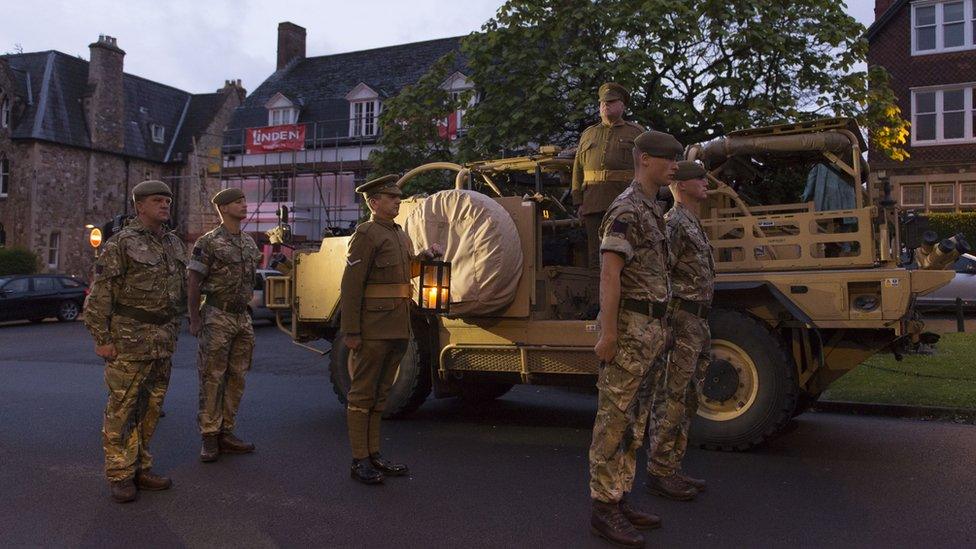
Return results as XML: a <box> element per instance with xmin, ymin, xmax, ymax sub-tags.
<box><xmin>874</xmin><ymin>0</ymin><xmax>895</xmax><ymax>21</ymax></box>
<box><xmin>86</xmin><ymin>35</ymin><xmax>126</xmax><ymax>152</ymax></box>
<box><xmin>277</xmin><ymin>22</ymin><xmax>306</xmax><ymax>71</ymax></box>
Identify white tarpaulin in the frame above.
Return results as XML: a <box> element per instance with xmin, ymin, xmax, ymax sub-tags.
<box><xmin>403</xmin><ymin>190</ymin><xmax>523</xmax><ymax>316</ymax></box>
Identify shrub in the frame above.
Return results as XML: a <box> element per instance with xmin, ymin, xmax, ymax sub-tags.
<box><xmin>0</xmin><ymin>247</ymin><xmax>39</xmax><ymax>276</ymax></box>
<box><xmin>926</xmin><ymin>213</ymin><xmax>976</xmax><ymax>251</ymax></box>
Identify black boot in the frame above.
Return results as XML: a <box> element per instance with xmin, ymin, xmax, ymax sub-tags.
<box><xmin>590</xmin><ymin>499</ymin><xmax>644</xmax><ymax>548</ymax></box>
<box><xmin>369</xmin><ymin>453</ymin><xmax>409</xmax><ymax>477</ymax></box>
<box><xmin>351</xmin><ymin>458</ymin><xmax>384</xmax><ymax>485</ymax></box>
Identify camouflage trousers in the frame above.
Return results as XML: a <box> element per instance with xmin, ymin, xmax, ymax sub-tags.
<box><xmin>347</xmin><ymin>338</ymin><xmax>408</xmax><ymax>460</ymax></box>
<box><xmin>102</xmin><ymin>357</ymin><xmax>172</xmax><ymax>481</ymax></box>
<box><xmin>197</xmin><ymin>305</ymin><xmax>254</xmax><ymax>436</ymax></box>
<box><xmin>647</xmin><ymin>308</ymin><xmax>711</xmax><ymax>477</ymax></box>
<box><xmin>589</xmin><ymin>310</ymin><xmax>669</xmax><ymax>503</ymax></box>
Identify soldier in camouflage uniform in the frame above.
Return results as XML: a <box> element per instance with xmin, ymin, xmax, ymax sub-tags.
<box><xmin>588</xmin><ymin>131</ymin><xmax>682</xmax><ymax>548</ymax></box>
<box><xmin>572</xmin><ymin>82</ymin><xmax>646</xmax><ymax>269</ymax></box>
<box><xmin>646</xmin><ymin>161</ymin><xmax>715</xmax><ymax>502</ymax></box>
<box><xmin>187</xmin><ymin>188</ymin><xmax>262</xmax><ymax>462</ymax></box>
<box><xmin>83</xmin><ymin>180</ymin><xmax>187</xmax><ymax>503</ymax></box>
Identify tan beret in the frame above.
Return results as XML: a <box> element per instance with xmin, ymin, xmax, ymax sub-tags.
<box><xmin>634</xmin><ymin>131</ymin><xmax>683</xmax><ymax>159</ymax></box>
<box><xmin>598</xmin><ymin>82</ymin><xmax>629</xmax><ymax>104</ymax></box>
<box><xmin>212</xmin><ymin>187</ymin><xmax>245</xmax><ymax>206</ymax></box>
<box><xmin>356</xmin><ymin>174</ymin><xmax>402</xmax><ymax>198</ymax></box>
<box><xmin>132</xmin><ymin>180</ymin><xmax>172</xmax><ymax>201</ymax></box>
<box><xmin>674</xmin><ymin>161</ymin><xmax>706</xmax><ymax>181</ymax></box>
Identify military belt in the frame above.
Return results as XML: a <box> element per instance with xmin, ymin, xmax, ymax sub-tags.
<box><xmin>364</xmin><ymin>283</ymin><xmax>413</xmax><ymax>299</ymax></box>
<box><xmin>621</xmin><ymin>298</ymin><xmax>669</xmax><ymax>319</ymax></box>
<box><xmin>203</xmin><ymin>295</ymin><xmax>249</xmax><ymax>314</ymax></box>
<box><xmin>583</xmin><ymin>169</ymin><xmax>633</xmax><ymax>183</ymax></box>
<box><xmin>114</xmin><ymin>303</ymin><xmax>174</xmax><ymax>325</ymax></box>
<box><xmin>675</xmin><ymin>298</ymin><xmax>711</xmax><ymax>319</ymax></box>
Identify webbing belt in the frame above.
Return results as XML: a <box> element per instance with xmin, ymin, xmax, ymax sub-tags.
<box><xmin>114</xmin><ymin>303</ymin><xmax>174</xmax><ymax>325</ymax></box>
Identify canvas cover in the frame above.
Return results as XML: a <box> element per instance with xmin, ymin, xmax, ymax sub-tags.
<box><xmin>403</xmin><ymin>189</ymin><xmax>523</xmax><ymax>316</ymax></box>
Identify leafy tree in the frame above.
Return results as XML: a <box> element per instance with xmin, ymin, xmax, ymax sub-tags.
<box><xmin>456</xmin><ymin>0</ymin><xmax>908</xmax><ymax>160</ymax></box>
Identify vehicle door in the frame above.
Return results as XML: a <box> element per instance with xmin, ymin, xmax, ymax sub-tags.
<box><xmin>0</xmin><ymin>277</ymin><xmax>32</xmax><ymax>321</ymax></box>
<box><xmin>30</xmin><ymin>276</ymin><xmax>63</xmax><ymax>318</ymax></box>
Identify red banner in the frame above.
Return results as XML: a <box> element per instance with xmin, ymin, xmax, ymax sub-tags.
<box><xmin>245</xmin><ymin>124</ymin><xmax>306</xmax><ymax>154</ymax></box>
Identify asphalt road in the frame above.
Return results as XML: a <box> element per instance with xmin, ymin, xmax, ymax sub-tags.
<box><xmin>1</xmin><ymin>319</ymin><xmax>974</xmax><ymax>548</ymax></box>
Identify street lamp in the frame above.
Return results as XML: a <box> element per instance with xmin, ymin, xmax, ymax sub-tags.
<box><xmin>417</xmin><ymin>260</ymin><xmax>451</xmax><ymax>313</ymax></box>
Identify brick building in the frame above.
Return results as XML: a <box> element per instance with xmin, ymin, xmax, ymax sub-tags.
<box><xmin>221</xmin><ymin>22</ymin><xmax>468</xmax><ymax>241</ymax></box>
<box><xmin>0</xmin><ymin>35</ymin><xmax>244</xmax><ymax>277</ymax></box>
<box><xmin>867</xmin><ymin>0</ymin><xmax>976</xmax><ymax>213</ymax></box>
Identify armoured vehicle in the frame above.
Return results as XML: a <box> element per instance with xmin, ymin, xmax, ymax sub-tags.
<box><xmin>265</xmin><ymin>118</ymin><xmax>953</xmax><ymax>450</ymax></box>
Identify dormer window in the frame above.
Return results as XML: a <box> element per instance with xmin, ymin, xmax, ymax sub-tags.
<box><xmin>1</xmin><ymin>94</ymin><xmax>10</xmax><ymax>128</ymax></box>
<box><xmin>345</xmin><ymin>83</ymin><xmax>380</xmax><ymax>137</ymax></box>
<box><xmin>151</xmin><ymin>124</ymin><xmax>165</xmax><ymax>144</ymax></box>
<box><xmin>265</xmin><ymin>92</ymin><xmax>300</xmax><ymax>127</ymax></box>
<box><xmin>440</xmin><ymin>72</ymin><xmax>476</xmax><ymax>139</ymax></box>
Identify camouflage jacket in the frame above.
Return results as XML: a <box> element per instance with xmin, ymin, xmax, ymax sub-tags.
<box><xmin>83</xmin><ymin>218</ymin><xmax>187</xmax><ymax>359</ymax></box>
<box><xmin>599</xmin><ymin>181</ymin><xmax>672</xmax><ymax>303</ymax></box>
<box><xmin>187</xmin><ymin>225</ymin><xmax>262</xmax><ymax>309</ymax></box>
<box><xmin>340</xmin><ymin>216</ymin><xmax>416</xmax><ymax>340</ymax></box>
<box><xmin>571</xmin><ymin>120</ymin><xmax>645</xmax><ymax>215</ymax></box>
<box><xmin>665</xmin><ymin>203</ymin><xmax>715</xmax><ymax>303</ymax></box>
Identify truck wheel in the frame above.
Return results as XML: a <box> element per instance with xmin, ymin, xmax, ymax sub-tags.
<box><xmin>329</xmin><ymin>335</ymin><xmax>432</xmax><ymax>419</ymax></box>
<box><xmin>457</xmin><ymin>381</ymin><xmax>513</xmax><ymax>404</ymax></box>
<box><xmin>691</xmin><ymin>308</ymin><xmax>799</xmax><ymax>451</ymax></box>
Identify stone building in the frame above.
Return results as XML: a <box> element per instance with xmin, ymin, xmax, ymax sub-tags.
<box><xmin>221</xmin><ymin>22</ymin><xmax>469</xmax><ymax>241</ymax></box>
<box><xmin>0</xmin><ymin>35</ymin><xmax>244</xmax><ymax>277</ymax></box>
<box><xmin>868</xmin><ymin>0</ymin><xmax>976</xmax><ymax>213</ymax></box>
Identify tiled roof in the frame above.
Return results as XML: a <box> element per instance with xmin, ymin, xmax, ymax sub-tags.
<box><xmin>226</xmin><ymin>36</ymin><xmax>466</xmax><ymax>146</ymax></box>
<box><xmin>1</xmin><ymin>50</ymin><xmax>226</xmax><ymax>163</ymax></box>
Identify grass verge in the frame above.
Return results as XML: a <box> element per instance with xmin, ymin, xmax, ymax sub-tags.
<box><xmin>822</xmin><ymin>332</ymin><xmax>976</xmax><ymax>409</ymax></box>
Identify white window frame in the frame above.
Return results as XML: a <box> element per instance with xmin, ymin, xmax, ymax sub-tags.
<box><xmin>912</xmin><ymin>0</ymin><xmax>976</xmax><ymax>55</ymax></box>
<box><xmin>268</xmin><ymin>107</ymin><xmax>297</xmax><ymax>126</ymax></box>
<box><xmin>46</xmin><ymin>231</ymin><xmax>60</xmax><ymax>270</ymax></box>
<box><xmin>151</xmin><ymin>124</ymin><xmax>165</xmax><ymax>144</ymax></box>
<box><xmin>350</xmin><ymin>100</ymin><xmax>379</xmax><ymax>138</ymax></box>
<box><xmin>961</xmin><ymin>182</ymin><xmax>976</xmax><ymax>204</ymax></box>
<box><xmin>0</xmin><ymin>155</ymin><xmax>9</xmax><ymax>198</ymax></box>
<box><xmin>0</xmin><ymin>94</ymin><xmax>10</xmax><ymax>128</ymax></box>
<box><xmin>901</xmin><ymin>184</ymin><xmax>926</xmax><ymax>206</ymax></box>
<box><xmin>930</xmin><ymin>183</ymin><xmax>956</xmax><ymax>206</ymax></box>
<box><xmin>911</xmin><ymin>84</ymin><xmax>976</xmax><ymax>145</ymax></box>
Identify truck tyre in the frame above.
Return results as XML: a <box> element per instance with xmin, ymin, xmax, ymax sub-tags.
<box><xmin>457</xmin><ymin>381</ymin><xmax>513</xmax><ymax>404</ymax></box>
<box><xmin>691</xmin><ymin>308</ymin><xmax>799</xmax><ymax>451</ymax></box>
<box><xmin>329</xmin><ymin>335</ymin><xmax>432</xmax><ymax>419</ymax></box>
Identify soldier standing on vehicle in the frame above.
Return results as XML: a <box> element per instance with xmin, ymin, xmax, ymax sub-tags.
<box><xmin>646</xmin><ymin>161</ymin><xmax>715</xmax><ymax>502</ymax></box>
<box><xmin>187</xmin><ymin>188</ymin><xmax>262</xmax><ymax>462</ymax></box>
<box><xmin>83</xmin><ymin>180</ymin><xmax>187</xmax><ymax>503</ymax></box>
<box><xmin>340</xmin><ymin>175</ymin><xmax>442</xmax><ymax>485</ymax></box>
<box><xmin>572</xmin><ymin>82</ymin><xmax>645</xmax><ymax>269</ymax></box>
<box><xmin>589</xmin><ymin>131</ymin><xmax>682</xmax><ymax>547</ymax></box>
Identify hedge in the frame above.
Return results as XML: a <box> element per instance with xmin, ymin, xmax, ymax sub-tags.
<box><xmin>0</xmin><ymin>247</ymin><xmax>39</xmax><ymax>276</ymax></box>
<box><xmin>926</xmin><ymin>213</ymin><xmax>976</xmax><ymax>252</ymax></box>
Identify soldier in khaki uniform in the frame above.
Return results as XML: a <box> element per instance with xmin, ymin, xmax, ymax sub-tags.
<box><xmin>589</xmin><ymin>131</ymin><xmax>682</xmax><ymax>547</ymax></box>
<box><xmin>340</xmin><ymin>175</ymin><xmax>442</xmax><ymax>485</ymax></box>
<box><xmin>647</xmin><ymin>161</ymin><xmax>715</xmax><ymax>501</ymax></box>
<box><xmin>572</xmin><ymin>82</ymin><xmax>645</xmax><ymax>268</ymax></box>
<box><xmin>187</xmin><ymin>188</ymin><xmax>262</xmax><ymax>462</ymax></box>
<box><xmin>83</xmin><ymin>180</ymin><xmax>187</xmax><ymax>503</ymax></box>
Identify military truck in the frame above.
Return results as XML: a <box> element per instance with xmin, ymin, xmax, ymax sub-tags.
<box><xmin>265</xmin><ymin>118</ymin><xmax>953</xmax><ymax>450</ymax></box>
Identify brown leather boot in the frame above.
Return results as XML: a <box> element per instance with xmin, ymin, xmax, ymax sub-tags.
<box><xmin>135</xmin><ymin>469</ymin><xmax>172</xmax><ymax>491</ymax></box>
<box><xmin>200</xmin><ymin>434</ymin><xmax>219</xmax><ymax>462</ymax></box>
<box><xmin>646</xmin><ymin>473</ymin><xmax>697</xmax><ymax>501</ymax></box>
<box><xmin>109</xmin><ymin>478</ymin><xmax>137</xmax><ymax>503</ymax></box>
<box><xmin>676</xmin><ymin>471</ymin><xmax>706</xmax><ymax>492</ymax></box>
<box><xmin>219</xmin><ymin>432</ymin><xmax>255</xmax><ymax>454</ymax></box>
<box><xmin>619</xmin><ymin>497</ymin><xmax>661</xmax><ymax>530</ymax></box>
<box><xmin>590</xmin><ymin>499</ymin><xmax>645</xmax><ymax>548</ymax></box>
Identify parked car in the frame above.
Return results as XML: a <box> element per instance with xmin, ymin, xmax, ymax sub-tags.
<box><xmin>250</xmin><ymin>269</ymin><xmax>288</xmax><ymax>324</ymax></box>
<box><xmin>917</xmin><ymin>253</ymin><xmax>976</xmax><ymax>311</ymax></box>
<box><xmin>0</xmin><ymin>274</ymin><xmax>88</xmax><ymax>323</ymax></box>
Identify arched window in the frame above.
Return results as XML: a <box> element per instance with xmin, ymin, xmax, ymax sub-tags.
<box><xmin>0</xmin><ymin>93</ymin><xmax>10</xmax><ymax>128</ymax></box>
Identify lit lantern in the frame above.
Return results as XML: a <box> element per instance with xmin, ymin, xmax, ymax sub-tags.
<box><xmin>418</xmin><ymin>260</ymin><xmax>451</xmax><ymax>313</ymax></box>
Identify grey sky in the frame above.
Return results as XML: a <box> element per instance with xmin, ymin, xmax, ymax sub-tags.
<box><xmin>4</xmin><ymin>0</ymin><xmax>878</xmax><ymax>95</ymax></box>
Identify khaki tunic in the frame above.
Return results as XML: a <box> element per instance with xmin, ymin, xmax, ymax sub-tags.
<box><xmin>571</xmin><ymin>120</ymin><xmax>645</xmax><ymax>216</ymax></box>
<box><xmin>83</xmin><ymin>218</ymin><xmax>186</xmax><ymax>481</ymax></box>
<box><xmin>188</xmin><ymin>225</ymin><xmax>262</xmax><ymax>436</ymax></box>
<box><xmin>589</xmin><ymin>181</ymin><xmax>672</xmax><ymax>503</ymax></box>
<box><xmin>648</xmin><ymin>203</ymin><xmax>716</xmax><ymax>477</ymax></box>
